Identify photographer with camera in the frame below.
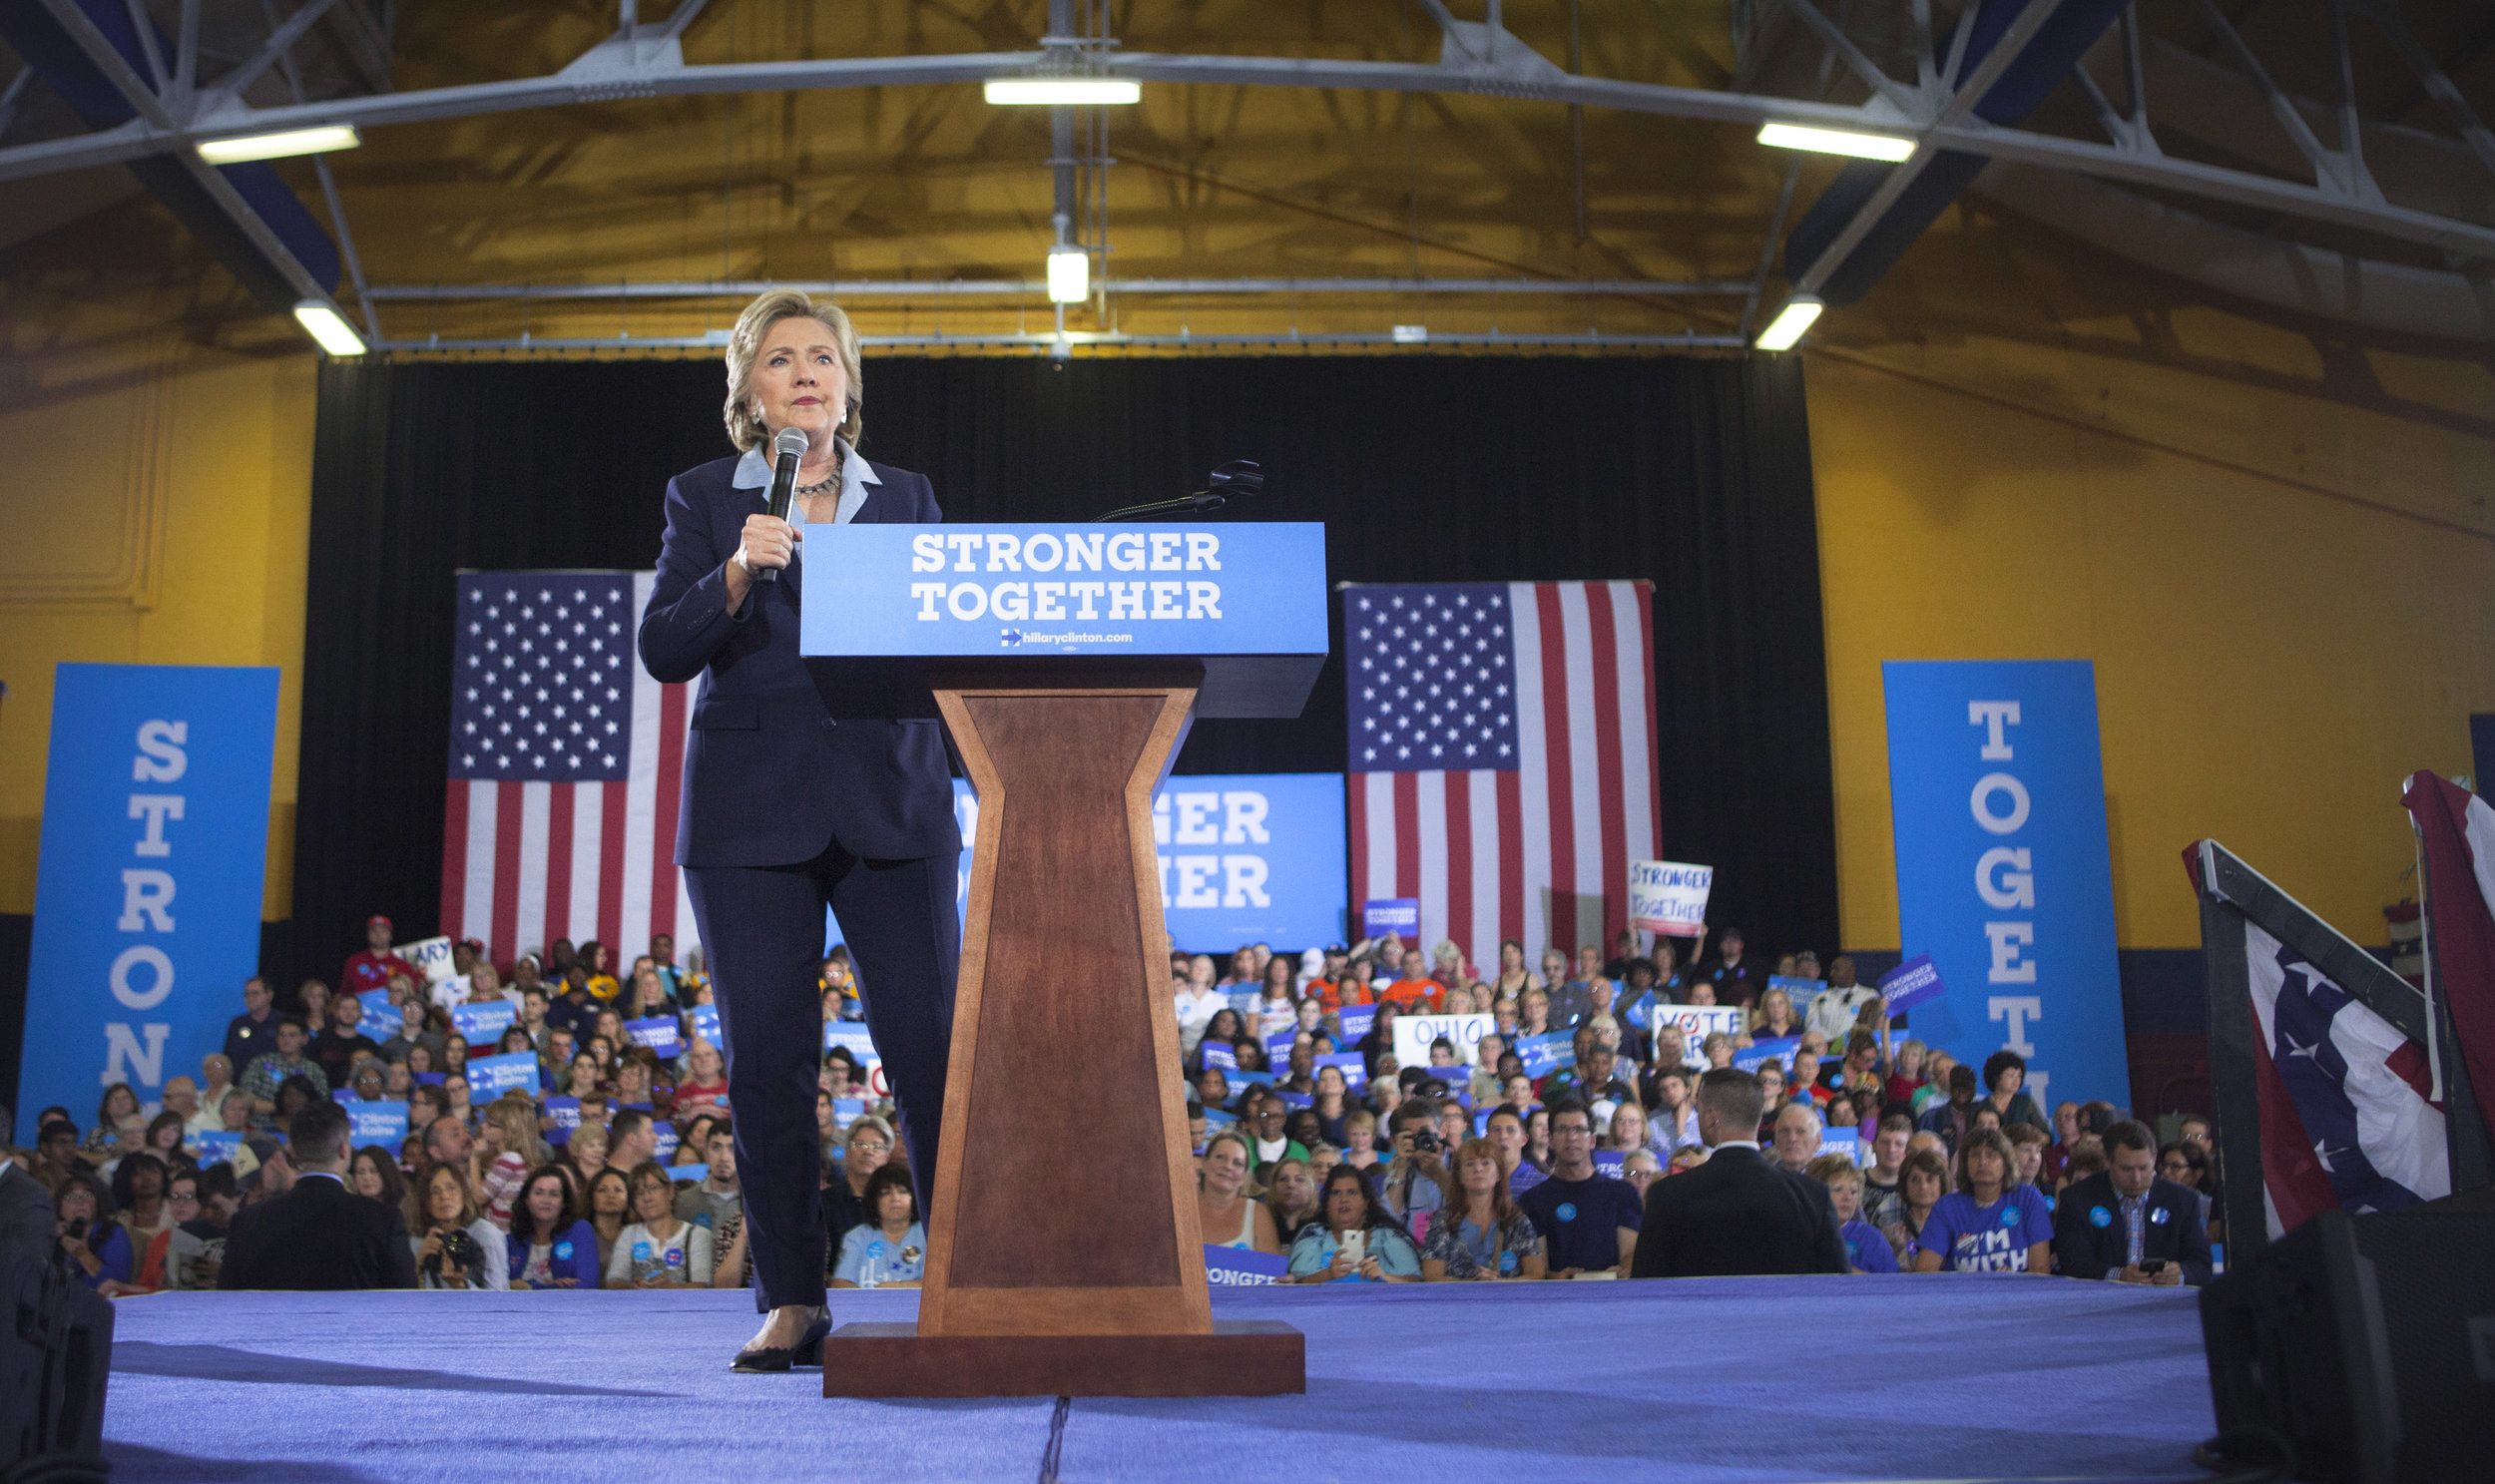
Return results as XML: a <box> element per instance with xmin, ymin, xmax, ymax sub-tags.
<box><xmin>411</xmin><ymin>1162</ymin><xmax>508</xmax><ymax>1290</ymax></box>
<box><xmin>1377</xmin><ymin>1098</ymin><xmax>1452</xmax><ymax>1238</ymax></box>
<box><xmin>219</xmin><ymin>1100</ymin><xmax>416</xmax><ymax>1289</ymax></box>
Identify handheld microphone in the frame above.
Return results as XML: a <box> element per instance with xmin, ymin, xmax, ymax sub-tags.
<box><xmin>757</xmin><ymin>426</ymin><xmax>808</xmax><ymax>585</ymax></box>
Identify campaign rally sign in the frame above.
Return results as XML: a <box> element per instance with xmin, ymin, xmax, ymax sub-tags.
<box><xmin>465</xmin><ymin>1051</ymin><xmax>540</xmax><ymax>1099</ymax></box>
<box><xmin>1200</xmin><ymin>1040</ymin><xmax>1239</xmax><ymax>1071</ymax></box>
<box><xmin>830</xmin><ymin>1098</ymin><xmax>864</xmax><ymax>1134</ymax></box>
<box><xmin>1205</xmin><ymin>1244</ymin><xmax>1289</xmax><ymax>1286</ymax></box>
<box><xmin>690</xmin><ymin>1003</ymin><xmax>721</xmax><ymax>1047</ymax></box>
<box><xmin>355</xmin><ymin>989</ymin><xmax>404</xmax><ymax>1038</ymax></box>
<box><xmin>823</xmin><ymin>1024</ymin><xmax>880</xmax><ymax>1067</ymax></box>
<box><xmin>1656</xmin><ymin>1005</ymin><xmax>1746</xmax><ymax>1070</ymax></box>
<box><xmin>671</xmin><ymin>1165</ymin><xmax>710</xmax><ymax>1188</ymax></box>
<box><xmin>1734</xmin><ymin>1036</ymin><xmax>1800</xmax><ymax>1075</ymax></box>
<box><xmin>1230</xmin><ymin>1070</ymin><xmax>1274</xmax><ymax>1089</ymax></box>
<box><xmin>1883</xmin><ymin>661</ymin><xmax>2125</xmax><ymax>1114</ymax></box>
<box><xmin>448</xmin><ymin>999</ymin><xmax>516</xmax><ymax>1042</ymax></box>
<box><xmin>626</xmin><ymin>1016</ymin><xmax>684</xmax><ymax>1057</ymax></box>
<box><xmin>1628</xmin><ymin>860</ymin><xmax>1713</xmax><ymax>934</ymax></box>
<box><xmin>345</xmin><ymin>1101</ymin><xmax>409</xmax><ymax>1148</ymax></box>
<box><xmin>1817</xmin><ymin>1129</ymin><xmax>1865</xmax><ymax>1166</ymax></box>
<box><xmin>1201</xmin><ymin>1107</ymin><xmax>1239</xmax><ymax>1130</ymax></box>
<box><xmin>1514</xmin><ymin>1031</ymin><xmax>1575</xmax><ymax>1079</ymax></box>
<box><xmin>1878</xmin><ymin>953</ymin><xmax>1947</xmax><ymax>1014</ymax></box>
<box><xmin>19</xmin><ymin>665</ymin><xmax>279</xmax><ymax>1134</ymax></box>
<box><xmin>1337</xmin><ymin>1004</ymin><xmax>1377</xmax><ymax>1043</ymax></box>
<box><xmin>1766</xmin><ymin>975</ymin><xmax>1825</xmax><ymax>1011</ymax></box>
<box><xmin>1593</xmin><ymin>1151</ymin><xmax>1628</xmax><ymax>1180</ymax></box>
<box><xmin>1224</xmin><ymin>990</ymin><xmax>1261</xmax><ymax>1018</ymax></box>
<box><xmin>1312</xmin><ymin>1051</ymin><xmax>1368</xmax><ymax>1090</ymax></box>
<box><xmin>1263</xmin><ymin>1030</ymin><xmax>1295</xmax><ymax>1066</ymax></box>
<box><xmin>1391</xmin><ymin>1012</ymin><xmax>1496</xmax><ymax>1071</ymax></box>
<box><xmin>652</xmin><ymin>1123</ymin><xmax>680</xmax><ymax>1163</ymax></box>
<box><xmin>192</xmin><ymin>1130</ymin><xmax>242</xmax><ymax>1166</ymax></box>
<box><xmin>391</xmin><ymin>935</ymin><xmax>458</xmax><ymax>985</ymax></box>
<box><xmin>1276</xmin><ymin>1091</ymin><xmax>1314</xmax><ymax>1110</ymax></box>
<box><xmin>543</xmin><ymin>1096</ymin><xmax>581</xmax><ymax>1145</ymax></box>
<box><xmin>801</xmin><ymin>523</ymin><xmax>1327</xmax><ymax>663</ymax></box>
<box><xmin>1361</xmin><ymin>898</ymin><xmax>1420</xmax><ymax>939</ymax></box>
<box><xmin>828</xmin><ymin>773</ymin><xmax>1350</xmax><ymax>967</ymax></box>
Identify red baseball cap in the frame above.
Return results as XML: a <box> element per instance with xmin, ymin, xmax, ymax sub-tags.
<box><xmin>367</xmin><ymin>914</ymin><xmax>392</xmax><ymax>930</ymax></box>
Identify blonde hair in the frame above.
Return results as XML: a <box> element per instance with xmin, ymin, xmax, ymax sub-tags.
<box><xmin>485</xmin><ymin>1094</ymin><xmax>548</xmax><ymax>1167</ymax></box>
<box><xmin>723</xmin><ymin>289</ymin><xmax>865</xmax><ymax>452</ymax></box>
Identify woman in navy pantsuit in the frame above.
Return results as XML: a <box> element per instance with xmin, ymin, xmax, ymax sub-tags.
<box><xmin>639</xmin><ymin>289</ymin><xmax>961</xmax><ymax>1373</ymax></box>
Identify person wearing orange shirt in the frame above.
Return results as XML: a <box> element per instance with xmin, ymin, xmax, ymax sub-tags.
<box><xmin>1322</xmin><ymin>957</ymin><xmax>1378</xmax><ymax>1013</ymax></box>
<box><xmin>1378</xmin><ymin>949</ymin><xmax>1443</xmax><ymax>1013</ymax></box>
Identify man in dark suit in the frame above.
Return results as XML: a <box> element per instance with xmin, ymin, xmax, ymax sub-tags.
<box><xmin>1630</xmin><ymin>1068</ymin><xmax>1847</xmax><ymax>1278</ymax></box>
<box><xmin>2053</xmin><ymin>1119</ymin><xmax>2212</xmax><ymax>1285</ymax></box>
<box><xmin>218</xmin><ymin>1100</ymin><xmax>415</xmax><ymax>1290</ymax></box>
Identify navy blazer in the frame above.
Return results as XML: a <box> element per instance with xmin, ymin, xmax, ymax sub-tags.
<box><xmin>2050</xmin><ymin>1171</ymin><xmax>2213</xmax><ymax>1285</ymax></box>
<box><xmin>638</xmin><ymin>452</ymin><xmax>961</xmax><ymax>867</ymax></box>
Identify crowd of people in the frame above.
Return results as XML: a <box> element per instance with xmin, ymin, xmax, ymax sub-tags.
<box><xmin>1173</xmin><ymin>930</ymin><xmax>2220</xmax><ymax>1284</ymax></box>
<box><xmin>17</xmin><ymin>916</ymin><xmax>2219</xmax><ymax>1296</ymax></box>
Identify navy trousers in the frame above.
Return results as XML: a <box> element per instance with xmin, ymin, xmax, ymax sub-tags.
<box><xmin>685</xmin><ymin>844</ymin><xmax>959</xmax><ymax>1311</ymax></box>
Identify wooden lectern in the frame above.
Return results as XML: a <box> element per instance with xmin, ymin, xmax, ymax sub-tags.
<box><xmin>804</xmin><ymin>522</ymin><xmax>1326</xmax><ymax>1398</ymax></box>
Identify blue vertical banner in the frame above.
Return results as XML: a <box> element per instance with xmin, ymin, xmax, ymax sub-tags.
<box><xmin>1882</xmin><ymin>661</ymin><xmax>2126</xmax><ymax>1113</ymax></box>
<box><xmin>22</xmin><ymin>665</ymin><xmax>279</xmax><ymax>1127</ymax></box>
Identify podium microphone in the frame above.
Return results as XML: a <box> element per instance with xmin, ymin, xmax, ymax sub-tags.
<box><xmin>758</xmin><ymin>426</ymin><xmax>808</xmax><ymax>584</ymax></box>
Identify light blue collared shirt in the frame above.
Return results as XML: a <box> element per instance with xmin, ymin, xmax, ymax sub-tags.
<box><xmin>732</xmin><ymin>437</ymin><xmax>881</xmax><ymax>571</ymax></box>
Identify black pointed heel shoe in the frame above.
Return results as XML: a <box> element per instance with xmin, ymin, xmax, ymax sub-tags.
<box><xmin>731</xmin><ymin>1309</ymin><xmax>831</xmax><ymax>1373</ymax></box>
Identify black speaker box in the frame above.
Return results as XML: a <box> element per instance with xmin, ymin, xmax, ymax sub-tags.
<box><xmin>2200</xmin><ymin>1201</ymin><xmax>2495</xmax><ymax>1484</ymax></box>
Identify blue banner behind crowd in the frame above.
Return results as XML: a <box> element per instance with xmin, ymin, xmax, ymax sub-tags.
<box><xmin>823</xmin><ymin>774</ymin><xmax>1347</xmax><ymax>956</ymax></box>
<box><xmin>1882</xmin><ymin>661</ymin><xmax>2126</xmax><ymax>1113</ymax></box>
<box><xmin>21</xmin><ymin>665</ymin><xmax>278</xmax><ymax>1130</ymax></box>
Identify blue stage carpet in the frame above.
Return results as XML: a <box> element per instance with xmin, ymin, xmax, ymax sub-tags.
<box><xmin>104</xmin><ymin>1276</ymin><xmax>2214</xmax><ymax>1482</ymax></box>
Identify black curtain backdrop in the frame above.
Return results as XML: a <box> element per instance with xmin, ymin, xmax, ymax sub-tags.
<box><xmin>287</xmin><ymin>353</ymin><xmax>1835</xmax><ymax>992</ymax></box>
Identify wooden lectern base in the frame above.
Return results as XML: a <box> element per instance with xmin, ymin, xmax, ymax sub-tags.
<box><xmin>819</xmin><ymin>1321</ymin><xmax>1304</xmax><ymax>1398</ymax></box>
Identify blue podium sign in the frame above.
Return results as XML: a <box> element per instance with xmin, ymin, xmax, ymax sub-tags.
<box><xmin>798</xmin><ymin>523</ymin><xmax>1328</xmax><ymax>717</ymax></box>
<box><xmin>21</xmin><ymin>665</ymin><xmax>278</xmax><ymax>1131</ymax></box>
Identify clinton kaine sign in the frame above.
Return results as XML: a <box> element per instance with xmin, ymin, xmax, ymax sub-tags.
<box><xmin>798</xmin><ymin>524</ymin><xmax>1325</xmax><ymax>659</ymax></box>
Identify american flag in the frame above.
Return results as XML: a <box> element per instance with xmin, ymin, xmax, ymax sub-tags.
<box><xmin>1345</xmin><ymin>581</ymin><xmax>1660</xmax><ymax>971</ymax></box>
<box><xmin>438</xmin><ymin>572</ymin><xmax>701</xmax><ymax>968</ymax></box>
<box><xmin>2245</xmin><ymin>922</ymin><xmax>2447</xmax><ymax>1237</ymax></box>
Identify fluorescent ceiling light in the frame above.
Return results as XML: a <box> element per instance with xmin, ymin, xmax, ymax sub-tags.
<box><xmin>1755</xmin><ymin>122</ymin><xmax>1915</xmax><ymax>163</ymax></box>
<box><xmin>1753</xmin><ymin>296</ymin><xmax>1824</xmax><ymax>352</ymax></box>
<box><xmin>198</xmin><ymin>124</ymin><xmax>362</xmax><ymax>165</ymax></box>
<box><xmin>984</xmin><ymin>78</ymin><xmax>1141</xmax><ymax>106</ymax></box>
<box><xmin>1047</xmin><ymin>247</ymin><xmax>1090</xmax><ymax>304</ymax></box>
<box><xmin>293</xmin><ymin>301</ymin><xmax>367</xmax><ymax>356</ymax></box>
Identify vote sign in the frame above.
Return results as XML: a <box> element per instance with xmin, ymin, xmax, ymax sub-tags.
<box><xmin>1656</xmin><ymin>1006</ymin><xmax>1746</xmax><ymax>1070</ymax></box>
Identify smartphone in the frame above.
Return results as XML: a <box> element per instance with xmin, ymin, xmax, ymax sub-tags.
<box><xmin>2139</xmin><ymin>1259</ymin><xmax>2167</xmax><ymax>1274</ymax></box>
<box><xmin>1337</xmin><ymin>1230</ymin><xmax>1366</xmax><ymax>1267</ymax></box>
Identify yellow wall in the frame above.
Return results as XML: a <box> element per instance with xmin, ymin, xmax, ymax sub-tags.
<box><xmin>1807</xmin><ymin>213</ymin><xmax>2495</xmax><ymax>955</ymax></box>
<box><xmin>0</xmin><ymin>333</ymin><xmax>316</xmax><ymax>918</ymax></box>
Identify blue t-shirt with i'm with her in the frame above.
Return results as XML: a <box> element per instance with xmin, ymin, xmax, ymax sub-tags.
<box><xmin>1919</xmin><ymin>1186</ymin><xmax>2053</xmax><ymax>1272</ymax></box>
